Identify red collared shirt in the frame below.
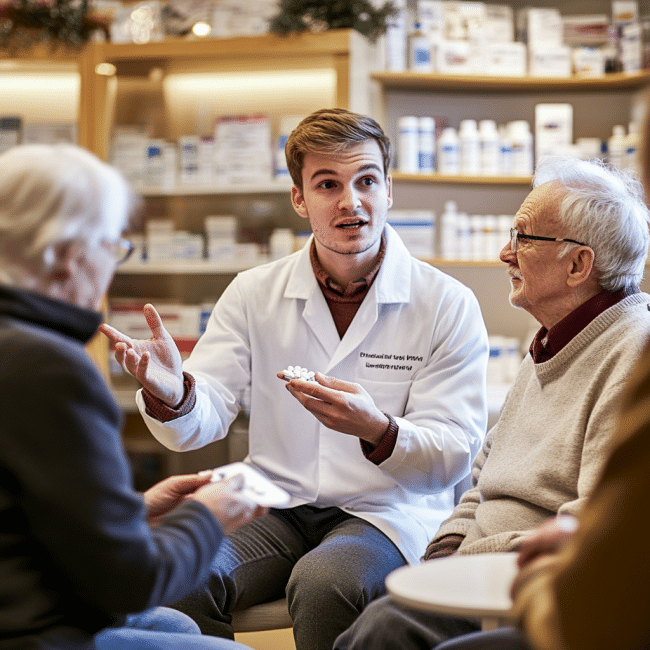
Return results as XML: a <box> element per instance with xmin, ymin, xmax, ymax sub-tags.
<box><xmin>309</xmin><ymin>235</ymin><xmax>385</xmax><ymax>338</ymax></box>
<box><xmin>310</xmin><ymin>234</ymin><xmax>398</xmax><ymax>463</ymax></box>
<box><xmin>530</xmin><ymin>286</ymin><xmax>640</xmax><ymax>364</ymax></box>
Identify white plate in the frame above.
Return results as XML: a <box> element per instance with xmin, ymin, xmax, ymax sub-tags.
<box><xmin>210</xmin><ymin>462</ymin><xmax>291</xmax><ymax>508</ymax></box>
<box><xmin>386</xmin><ymin>552</ymin><xmax>518</xmax><ymax>619</ymax></box>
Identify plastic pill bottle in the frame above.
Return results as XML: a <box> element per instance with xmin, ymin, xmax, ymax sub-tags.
<box><xmin>459</xmin><ymin>119</ymin><xmax>480</xmax><ymax>176</ymax></box>
<box><xmin>437</xmin><ymin>127</ymin><xmax>460</xmax><ymax>175</ymax></box>
<box><xmin>440</xmin><ymin>200</ymin><xmax>458</xmax><ymax>260</ymax></box>
<box><xmin>409</xmin><ymin>22</ymin><xmax>433</xmax><ymax>72</ymax></box>
<box><xmin>607</xmin><ymin>124</ymin><xmax>626</xmax><ymax>168</ymax></box>
<box><xmin>478</xmin><ymin>119</ymin><xmax>500</xmax><ymax>176</ymax></box>
<box><xmin>418</xmin><ymin>116</ymin><xmax>436</xmax><ymax>173</ymax></box>
<box><xmin>398</xmin><ymin>116</ymin><xmax>420</xmax><ymax>173</ymax></box>
<box><xmin>509</xmin><ymin>120</ymin><xmax>534</xmax><ymax>176</ymax></box>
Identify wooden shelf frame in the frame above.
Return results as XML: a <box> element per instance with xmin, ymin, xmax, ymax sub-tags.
<box><xmin>84</xmin><ymin>29</ymin><xmax>379</xmax><ymax>160</ymax></box>
<box><xmin>391</xmin><ymin>172</ymin><xmax>532</xmax><ymax>185</ymax></box>
<box><xmin>371</xmin><ymin>70</ymin><xmax>650</xmax><ymax>93</ymax></box>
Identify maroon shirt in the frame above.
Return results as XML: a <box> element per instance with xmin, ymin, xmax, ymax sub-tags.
<box><xmin>529</xmin><ymin>286</ymin><xmax>640</xmax><ymax>363</ymax></box>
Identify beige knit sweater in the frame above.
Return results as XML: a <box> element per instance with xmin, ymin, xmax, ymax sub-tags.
<box><xmin>430</xmin><ymin>293</ymin><xmax>650</xmax><ymax>555</ymax></box>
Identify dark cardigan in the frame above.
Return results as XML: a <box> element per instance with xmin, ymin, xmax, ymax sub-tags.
<box><xmin>0</xmin><ymin>285</ymin><xmax>222</xmax><ymax>649</ymax></box>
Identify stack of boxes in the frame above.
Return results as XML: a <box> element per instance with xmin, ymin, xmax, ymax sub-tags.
<box><xmin>387</xmin><ymin>0</ymin><xmax>646</xmax><ymax>77</ymax></box>
<box><xmin>111</xmin><ymin>113</ymin><xmax>285</xmax><ymax>191</ymax></box>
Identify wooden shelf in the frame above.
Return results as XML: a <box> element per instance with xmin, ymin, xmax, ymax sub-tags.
<box><xmin>139</xmin><ymin>180</ymin><xmax>293</xmax><ymax>197</ymax></box>
<box><xmin>0</xmin><ymin>43</ymin><xmax>85</xmax><ymax>63</ymax></box>
<box><xmin>422</xmin><ymin>259</ymin><xmax>504</xmax><ymax>266</ymax></box>
<box><xmin>371</xmin><ymin>70</ymin><xmax>650</xmax><ymax>93</ymax></box>
<box><xmin>100</xmin><ymin>29</ymin><xmax>361</xmax><ymax>62</ymax></box>
<box><xmin>116</xmin><ymin>257</ymin><xmax>271</xmax><ymax>274</ymax></box>
<box><xmin>391</xmin><ymin>172</ymin><xmax>532</xmax><ymax>185</ymax></box>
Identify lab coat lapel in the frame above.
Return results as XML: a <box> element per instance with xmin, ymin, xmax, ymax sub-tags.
<box><xmin>327</xmin><ymin>225</ymin><xmax>412</xmax><ymax>372</ymax></box>
<box><xmin>303</xmin><ymin>288</ymin><xmax>341</xmax><ymax>357</ymax></box>
<box><xmin>285</xmin><ymin>241</ymin><xmax>341</xmax><ymax>358</ymax></box>
<box><xmin>326</xmin><ymin>287</ymin><xmax>379</xmax><ymax>371</ymax></box>
<box><xmin>286</xmin><ymin>226</ymin><xmax>412</xmax><ymax>369</ymax></box>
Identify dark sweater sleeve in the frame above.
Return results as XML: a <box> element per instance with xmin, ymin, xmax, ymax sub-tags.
<box><xmin>1</xmin><ymin>335</ymin><xmax>222</xmax><ymax>615</ymax></box>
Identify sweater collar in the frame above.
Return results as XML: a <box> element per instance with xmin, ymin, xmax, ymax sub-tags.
<box><xmin>309</xmin><ymin>233</ymin><xmax>386</xmax><ymax>297</ymax></box>
<box><xmin>529</xmin><ymin>286</ymin><xmax>640</xmax><ymax>363</ymax></box>
<box><xmin>0</xmin><ymin>284</ymin><xmax>102</xmax><ymax>344</ymax></box>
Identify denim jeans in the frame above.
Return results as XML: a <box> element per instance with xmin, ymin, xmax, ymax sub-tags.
<box><xmin>94</xmin><ymin>607</ymin><xmax>253</xmax><ymax>649</ymax></box>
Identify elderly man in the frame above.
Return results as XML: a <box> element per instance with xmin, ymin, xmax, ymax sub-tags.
<box><xmin>333</xmin><ymin>154</ymin><xmax>650</xmax><ymax>650</ymax></box>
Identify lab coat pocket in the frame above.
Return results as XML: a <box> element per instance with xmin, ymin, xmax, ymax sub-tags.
<box><xmin>356</xmin><ymin>378</ymin><xmax>412</xmax><ymax>417</ymax></box>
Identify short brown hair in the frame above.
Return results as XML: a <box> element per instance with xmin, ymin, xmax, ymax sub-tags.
<box><xmin>285</xmin><ymin>108</ymin><xmax>392</xmax><ymax>189</ymax></box>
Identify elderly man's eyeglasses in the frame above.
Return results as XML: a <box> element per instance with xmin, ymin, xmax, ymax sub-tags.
<box><xmin>104</xmin><ymin>238</ymin><xmax>135</xmax><ymax>265</ymax></box>
<box><xmin>509</xmin><ymin>228</ymin><xmax>586</xmax><ymax>254</ymax></box>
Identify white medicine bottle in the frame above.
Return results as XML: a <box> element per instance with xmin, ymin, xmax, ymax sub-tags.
<box><xmin>398</xmin><ymin>116</ymin><xmax>420</xmax><ymax>173</ymax></box>
<box><xmin>456</xmin><ymin>212</ymin><xmax>472</xmax><ymax>261</ymax></box>
<box><xmin>478</xmin><ymin>120</ymin><xmax>500</xmax><ymax>176</ymax></box>
<box><xmin>498</xmin><ymin>125</ymin><xmax>513</xmax><ymax>176</ymax></box>
<box><xmin>459</xmin><ymin>119</ymin><xmax>480</xmax><ymax>176</ymax></box>
<box><xmin>509</xmin><ymin>121</ymin><xmax>534</xmax><ymax>176</ymax></box>
<box><xmin>624</xmin><ymin>121</ymin><xmax>639</xmax><ymax>173</ymax></box>
<box><xmin>385</xmin><ymin>0</ymin><xmax>407</xmax><ymax>71</ymax></box>
<box><xmin>409</xmin><ymin>22</ymin><xmax>432</xmax><ymax>72</ymax></box>
<box><xmin>437</xmin><ymin>127</ymin><xmax>460</xmax><ymax>175</ymax></box>
<box><xmin>440</xmin><ymin>200</ymin><xmax>458</xmax><ymax>260</ymax></box>
<box><xmin>418</xmin><ymin>116</ymin><xmax>436</xmax><ymax>173</ymax></box>
<box><xmin>607</xmin><ymin>124</ymin><xmax>626</xmax><ymax>168</ymax></box>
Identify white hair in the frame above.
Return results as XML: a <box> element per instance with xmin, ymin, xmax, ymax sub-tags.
<box><xmin>534</xmin><ymin>155</ymin><xmax>650</xmax><ymax>292</ymax></box>
<box><xmin>0</xmin><ymin>143</ymin><xmax>139</xmax><ymax>285</ymax></box>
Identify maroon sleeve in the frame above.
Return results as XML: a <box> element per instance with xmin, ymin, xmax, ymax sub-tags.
<box><xmin>142</xmin><ymin>372</ymin><xmax>197</xmax><ymax>422</ymax></box>
<box><xmin>360</xmin><ymin>413</ymin><xmax>399</xmax><ymax>465</ymax></box>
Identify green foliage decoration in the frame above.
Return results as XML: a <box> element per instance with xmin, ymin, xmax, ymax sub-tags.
<box><xmin>0</xmin><ymin>0</ymin><xmax>109</xmax><ymax>52</ymax></box>
<box><xmin>269</xmin><ymin>0</ymin><xmax>397</xmax><ymax>43</ymax></box>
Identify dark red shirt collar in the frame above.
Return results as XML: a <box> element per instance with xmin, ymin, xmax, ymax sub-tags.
<box><xmin>309</xmin><ymin>234</ymin><xmax>386</xmax><ymax>297</ymax></box>
<box><xmin>530</xmin><ymin>286</ymin><xmax>640</xmax><ymax>363</ymax></box>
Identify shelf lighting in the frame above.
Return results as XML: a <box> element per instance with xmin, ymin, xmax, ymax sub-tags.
<box><xmin>192</xmin><ymin>21</ymin><xmax>212</xmax><ymax>37</ymax></box>
<box><xmin>95</xmin><ymin>62</ymin><xmax>117</xmax><ymax>76</ymax></box>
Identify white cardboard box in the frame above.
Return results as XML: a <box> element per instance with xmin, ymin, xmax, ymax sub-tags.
<box><xmin>483</xmin><ymin>42</ymin><xmax>527</xmax><ymax>76</ymax></box>
<box><xmin>528</xmin><ymin>45</ymin><xmax>572</xmax><ymax>77</ymax></box>
<box><xmin>535</xmin><ymin>103</ymin><xmax>573</xmax><ymax>163</ymax></box>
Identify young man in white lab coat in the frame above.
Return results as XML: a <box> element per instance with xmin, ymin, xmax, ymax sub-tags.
<box><xmin>101</xmin><ymin>108</ymin><xmax>489</xmax><ymax>650</ymax></box>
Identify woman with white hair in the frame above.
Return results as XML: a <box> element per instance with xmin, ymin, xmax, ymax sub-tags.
<box><xmin>0</xmin><ymin>143</ymin><xmax>262</xmax><ymax>650</ymax></box>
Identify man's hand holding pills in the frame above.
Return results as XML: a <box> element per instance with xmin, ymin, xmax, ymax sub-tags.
<box><xmin>277</xmin><ymin>368</ymin><xmax>389</xmax><ymax>447</ymax></box>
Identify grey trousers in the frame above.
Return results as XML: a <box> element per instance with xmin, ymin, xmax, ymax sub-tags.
<box><xmin>171</xmin><ymin>505</ymin><xmax>406</xmax><ymax>650</ymax></box>
<box><xmin>333</xmin><ymin>593</ymin><xmax>482</xmax><ymax>650</ymax></box>
<box><xmin>436</xmin><ymin>628</ymin><xmax>531</xmax><ymax>650</ymax></box>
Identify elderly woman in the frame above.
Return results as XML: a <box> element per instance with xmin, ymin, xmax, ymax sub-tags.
<box><xmin>0</xmin><ymin>143</ymin><xmax>262</xmax><ymax>650</ymax></box>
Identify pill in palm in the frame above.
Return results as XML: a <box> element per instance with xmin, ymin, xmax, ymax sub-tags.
<box><xmin>280</xmin><ymin>365</ymin><xmax>317</xmax><ymax>381</ymax></box>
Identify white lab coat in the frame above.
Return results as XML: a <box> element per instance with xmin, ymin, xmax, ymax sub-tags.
<box><xmin>137</xmin><ymin>225</ymin><xmax>489</xmax><ymax>563</ymax></box>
